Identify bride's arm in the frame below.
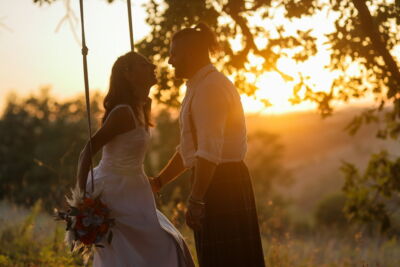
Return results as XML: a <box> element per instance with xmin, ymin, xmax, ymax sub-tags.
<box><xmin>151</xmin><ymin>151</ymin><xmax>187</xmax><ymax>192</ymax></box>
<box><xmin>76</xmin><ymin>107</ymin><xmax>135</xmax><ymax>192</ymax></box>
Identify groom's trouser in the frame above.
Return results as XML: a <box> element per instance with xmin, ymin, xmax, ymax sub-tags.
<box><xmin>191</xmin><ymin>161</ymin><xmax>265</xmax><ymax>267</ymax></box>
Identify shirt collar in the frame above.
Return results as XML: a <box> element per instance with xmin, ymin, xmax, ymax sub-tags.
<box><xmin>186</xmin><ymin>64</ymin><xmax>216</xmax><ymax>89</ymax></box>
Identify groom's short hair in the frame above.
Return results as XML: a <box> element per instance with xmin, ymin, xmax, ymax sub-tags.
<box><xmin>172</xmin><ymin>22</ymin><xmax>220</xmax><ymax>55</ymax></box>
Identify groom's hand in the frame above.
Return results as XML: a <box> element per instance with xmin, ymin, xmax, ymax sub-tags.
<box><xmin>185</xmin><ymin>197</ymin><xmax>205</xmax><ymax>231</ymax></box>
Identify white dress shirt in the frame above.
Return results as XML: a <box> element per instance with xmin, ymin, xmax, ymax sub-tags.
<box><xmin>177</xmin><ymin>64</ymin><xmax>247</xmax><ymax>168</ymax></box>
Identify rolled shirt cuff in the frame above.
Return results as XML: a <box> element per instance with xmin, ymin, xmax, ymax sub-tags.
<box><xmin>194</xmin><ymin>150</ymin><xmax>221</xmax><ymax>165</ymax></box>
<box><xmin>182</xmin><ymin>156</ymin><xmax>195</xmax><ymax>169</ymax></box>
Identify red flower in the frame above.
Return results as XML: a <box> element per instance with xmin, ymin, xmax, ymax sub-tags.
<box><xmin>99</xmin><ymin>223</ymin><xmax>109</xmax><ymax>234</ymax></box>
<box><xmin>80</xmin><ymin>228</ymin><xmax>99</xmax><ymax>245</ymax></box>
<box><xmin>94</xmin><ymin>207</ymin><xmax>106</xmax><ymax>217</ymax></box>
<box><xmin>75</xmin><ymin>215</ymin><xmax>85</xmax><ymax>230</ymax></box>
<box><xmin>83</xmin><ymin>198</ymin><xmax>95</xmax><ymax>206</ymax></box>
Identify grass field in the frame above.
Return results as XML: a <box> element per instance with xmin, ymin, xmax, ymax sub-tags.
<box><xmin>1</xmin><ymin>200</ymin><xmax>399</xmax><ymax>267</ymax></box>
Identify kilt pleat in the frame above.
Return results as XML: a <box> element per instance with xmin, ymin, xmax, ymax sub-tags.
<box><xmin>191</xmin><ymin>161</ymin><xmax>265</xmax><ymax>267</ymax></box>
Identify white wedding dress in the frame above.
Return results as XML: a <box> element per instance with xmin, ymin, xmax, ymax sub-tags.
<box><xmin>86</xmin><ymin>104</ymin><xmax>195</xmax><ymax>267</ymax></box>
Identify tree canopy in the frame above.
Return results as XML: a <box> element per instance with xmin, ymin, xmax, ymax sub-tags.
<box><xmin>33</xmin><ymin>0</ymin><xmax>400</xmax><ymax>120</ymax></box>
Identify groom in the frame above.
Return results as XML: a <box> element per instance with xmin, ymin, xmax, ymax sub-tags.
<box><xmin>151</xmin><ymin>23</ymin><xmax>265</xmax><ymax>267</ymax></box>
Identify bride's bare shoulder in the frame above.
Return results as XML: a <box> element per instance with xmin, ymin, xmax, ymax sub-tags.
<box><xmin>104</xmin><ymin>105</ymin><xmax>136</xmax><ymax>134</ymax></box>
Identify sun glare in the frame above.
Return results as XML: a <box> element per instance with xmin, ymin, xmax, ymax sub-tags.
<box><xmin>241</xmin><ymin>71</ymin><xmax>318</xmax><ymax>115</ymax></box>
<box><xmin>240</xmin><ymin>54</ymin><xmax>337</xmax><ymax>114</ymax></box>
<box><xmin>224</xmin><ymin>7</ymin><xmax>340</xmax><ymax>114</ymax></box>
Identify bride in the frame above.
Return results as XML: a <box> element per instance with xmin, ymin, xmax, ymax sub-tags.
<box><xmin>75</xmin><ymin>51</ymin><xmax>195</xmax><ymax>267</ymax></box>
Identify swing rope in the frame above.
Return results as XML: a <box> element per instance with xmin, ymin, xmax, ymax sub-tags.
<box><xmin>78</xmin><ymin>0</ymin><xmax>134</xmax><ymax>198</ymax></box>
<box><xmin>127</xmin><ymin>0</ymin><xmax>134</xmax><ymax>51</ymax></box>
<box><xmin>78</xmin><ymin>0</ymin><xmax>94</xmax><ymax>197</ymax></box>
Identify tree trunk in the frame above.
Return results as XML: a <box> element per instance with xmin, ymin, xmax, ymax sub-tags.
<box><xmin>352</xmin><ymin>0</ymin><xmax>400</xmax><ymax>97</ymax></box>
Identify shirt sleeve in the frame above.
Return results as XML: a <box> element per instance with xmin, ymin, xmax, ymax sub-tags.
<box><xmin>192</xmin><ymin>83</ymin><xmax>228</xmax><ymax>164</ymax></box>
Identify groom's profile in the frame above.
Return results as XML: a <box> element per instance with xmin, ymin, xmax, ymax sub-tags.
<box><xmin>151</xmin><ymin>22</ymin><xmax>265</xmax><ymax>267</ymax></box>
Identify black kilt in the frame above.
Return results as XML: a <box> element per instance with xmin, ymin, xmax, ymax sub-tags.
<box><xmin>191</xmin><ymin>161</ymin><xmax>265</xmax><ymax>267</ymax></box>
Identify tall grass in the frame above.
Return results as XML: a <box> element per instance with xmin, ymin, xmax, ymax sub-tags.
<box><xmin>0</xmin><ymin>200</ymin><xmax>84</xmax><ymax>266</ymax></box>
<box><xmin>263</xmin><ymin>233</ymin><xmax>400</xmax><ymax>267</ymax></box>
<box><xmin>1</xmin><ymin>200</ymin><xmax>399</xmax><ymax>266</ymax></box>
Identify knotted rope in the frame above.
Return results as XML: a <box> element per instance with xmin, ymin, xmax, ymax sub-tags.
<box><xmin>78</xmin><ymin>0</ymin><xmax>134</xmax><ymax>197</ymax></box>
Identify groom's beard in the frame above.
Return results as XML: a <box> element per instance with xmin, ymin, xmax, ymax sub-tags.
<box><xmin>172</xmin><ymin>62</ymin><xmax>188</xmax><ymax>79</ymax></box>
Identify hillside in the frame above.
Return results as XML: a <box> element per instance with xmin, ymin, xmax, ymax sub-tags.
<box><xmin>246</xmin><ymin>108</ymin><xmax>400</xmax><ymax>219</ymax></box>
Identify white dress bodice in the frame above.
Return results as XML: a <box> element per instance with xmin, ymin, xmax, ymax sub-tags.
<box><xmin>97</xmin><ymin>105</ymin><xmax>150</xmax><ymax>175</ymax></box>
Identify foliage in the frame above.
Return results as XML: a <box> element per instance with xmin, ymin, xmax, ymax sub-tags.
<box><xmin>0</xmin><ymin>200</ymin><xmax>84</xmax><ymax>266</ymax></box>
<box><xmin>314</xmin><ymin>193</ymin><xmax>348</xmax><ymax>230</ymax></box>
<box><xmin>323</xmin><ymin>0</ymin><xmax>400</xmax><ymax>234</ymax></box>
<box><xmin>0</xmin><ymin>89</ymin><xmax>103</xmax><ymax>212</ymax></box>
<box><xmin>246</xmin><ymin>130</ymin><xmax>292</xmax><ymax>194</ymax></box>
<box><xmin>341</xmin><ymin>150</ymin><xmax>400</xmax><ymax>233</ymax></box>
<box><xmin>145</xmin><ymin>109</ymin><xmax>180</xmax><ymax>174</ymax></box>
<box><xmin>323</xmin><ymin>0</ymin><xmax>400</xmax><ymax>138</ymax></box>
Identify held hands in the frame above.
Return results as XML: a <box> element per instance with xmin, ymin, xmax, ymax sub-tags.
<box><xmin>149</xmin><ymin>174</ymin><xmax>206</xmax><ymax>231</ymax></box>
<box><xmin>185</xmin><ymin>196</ymin><xmax>205</xmax><ymax>231</ymax></box>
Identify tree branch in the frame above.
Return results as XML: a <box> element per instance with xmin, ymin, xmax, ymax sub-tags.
<box><xmin>352</xmin><ymin>0</ymin><xmax>400</xmax><ymax>97</ymax></box>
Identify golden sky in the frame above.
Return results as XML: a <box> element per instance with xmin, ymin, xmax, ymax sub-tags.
<box><xmin>0</xmin><ymin>0</ymin><xmax>149</xmax><ymax>110</ymax></box>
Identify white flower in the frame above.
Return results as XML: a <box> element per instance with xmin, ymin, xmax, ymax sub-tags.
<box><xmin>77</xmin><ymin>230</ymin><xmax>87</xmax><ymax>237</ymax></box>
<box><xmin>64</xmin><ymin>230</ymin><xmax>75</xmax><ymax>247</ymax></box>
<box><xmin>82</xmin><ymin>217</ymin><xmax>93</xmax><ymax>227</ymax></box>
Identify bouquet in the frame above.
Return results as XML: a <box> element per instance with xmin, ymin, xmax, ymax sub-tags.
<box><xmin>55</xmin><ymin>186</ymin><xmax>115</xmax><ymax>262</ymax></box>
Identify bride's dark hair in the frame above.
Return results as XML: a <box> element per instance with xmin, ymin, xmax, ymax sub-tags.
<box><xmin>102</xmin><ymin>51</ymin><xmax>153</xmax><ymax>127</ymax></box>
<box><xmin>172</xmin><ymin>22</ymin><xmax>220</xmax><ymax>55</ymax></box>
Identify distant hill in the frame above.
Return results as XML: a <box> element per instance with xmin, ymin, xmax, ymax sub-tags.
<box><xmin>245</xmin><ymin>107</ymin><xmax>400</xmax><ymax>220</ymax></box>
